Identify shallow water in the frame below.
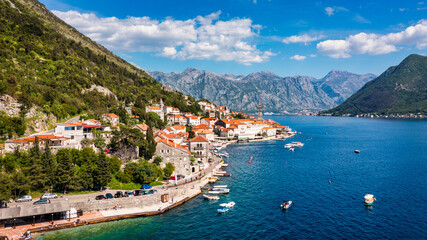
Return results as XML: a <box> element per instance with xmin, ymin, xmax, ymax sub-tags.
<box><xmin>38</xmin><ymin>116</ymin><xmax>427</xmax><ymax>239</ymax></box>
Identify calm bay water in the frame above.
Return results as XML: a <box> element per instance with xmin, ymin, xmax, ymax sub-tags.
<box><xmin>38</xmin><ymin>116</ymin><xmax>427</xmax><ymax>239</ymax></box>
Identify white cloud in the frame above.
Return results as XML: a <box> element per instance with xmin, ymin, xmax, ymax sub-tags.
<box><xmin>309</xmin><ymin>54</ymin><xmax>317</xmax><ymax>57</ymax></box>
<box><xmin>52</xmin><ymin>10</ymin><xmax>273</xmax><ymax>65</ymax></box>
<box><xmin>289</xmin><ymin>55</ymin><xmax>306</xmax><ymax>61</ymax></box>
<box><xmin>317</xmin><ymin>19</ymin><xmax>427</xmax><ymax>58</ymax></box>
<box><xmin>282</xmin><ymin>34</ymin><xmax>324</xmax><ymax>45</ymax></box>
<box><xmin>325</xmin><ymin>7</ymin><xmax>335</xmax><ymax>16</ymax></box>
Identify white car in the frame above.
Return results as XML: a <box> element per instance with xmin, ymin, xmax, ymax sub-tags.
<box><xmin>40</xmin><ymin>193</ymin><xmax>59</xmax><ymax>200</ymax></box>
<box><xmin>16</xmin><ymin>195</ymin><xmax>33</xmax><ymax>202</ymax></box>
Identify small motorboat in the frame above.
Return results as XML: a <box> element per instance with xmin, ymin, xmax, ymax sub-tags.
<box><xmin>354</xmin><ymin>150</ymin><xmax>360</xmax><ymax>154</ymax></box>
<box><xmin>208</xmin><ymin>177</ymin><xmax>219</xmax><ymax>183</ymax></box>
<box><xmin>209</xmin><ymin>187</ymin><xmax>230</xmax><ymax>194</ymax></box>
<box><xmin>289</xmin><ymin>147</ymin><xmax>295</xmax><ymax>151</ymax></box>
<box><xmin>280</xmin><ymin>200</ymin><xmax>293</xmax><ymax>210</ymax></box>
<box><xmin>217</xmin><ymin>207</ymin><xmax>229</xmax><ymax>214</ymax></box>
<box><xmin>219</xmin><ymin>201</ymin><xmax>235</xmax><ymax>208</ymax></box>
<box><xmin>203</xmin><ymin>194</ymin><xmax>219</xmax><ymax>200</ymax></box>
<box><xmin>364</xmin><ymin>194</ymin><xmax>376</xmax><ymax>206</ymax></box>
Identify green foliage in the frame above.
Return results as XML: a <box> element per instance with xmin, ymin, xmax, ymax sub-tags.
<box><xmin>93</xmin><ymin>152</ymin><xmax>112</xmax><ymax>189</ymax></box>
<box><xmin>0</xmin><ymin>112</ymin><xmax>26</xmax><ymax>142</ymax></box>
<box><xmin>0</xmin><ymin>0</ymin><xmax>200</xmax><ymax>135</ymax></box>
<box><xmin>163</xmin><ymin>162</ymin><xmax>175</xmax><ymax>177</ymax></box>
<box><xmin>189</xmin><ymin>130</ymin><xmax>195</xmax><ymax>139</ymax></box>
<box><xmin>93</xmin><ymin>137</ymin><xmax>106</xmax><ymax>150</ymax></box>
<box><xmin>55</xmin><ymin>149</ymin><xmax>75</xmax><ymax>193</ymax></box>
<box><xmin>147</xmin><ymin>112</ymin><xmax>166</xmax><ymax>129</ymax></box>
<box><xmin>107</xmin><ymin>176</ymin><xmax>140</xmax><ymax>190</ymax></box>
<box><xmin>153</xmin><ymin>156</ymin><xmax>163</xmax><ymax>166</ymax></box>
<box><xmin>0</xmin><ymin>174</ymin><xmax>12</xmax><ymax>202</ymax></box>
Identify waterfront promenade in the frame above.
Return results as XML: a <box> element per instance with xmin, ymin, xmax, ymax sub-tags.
<box><xmin>0</xmin><ymin>159</ymin><xmax>225</xmax><ymax>240</ymax></box>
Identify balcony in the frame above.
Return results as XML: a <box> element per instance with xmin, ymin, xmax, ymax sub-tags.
<box><xmin>193</xmin><ymin>147</ymin><xmax>204</xmax><ymax>150</ymax></box>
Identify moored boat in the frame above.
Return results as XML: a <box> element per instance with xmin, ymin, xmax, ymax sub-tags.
<box><xmin>289</xmin><ymin>147</ymin><xmax>295</xmax><ymax>151</ymax></box>
<box><xmin>209</xmin><ymin>188</ymin><xmax>230</xmax><ymax>194</ymax></box>
<box><xmin>203</xmin><ymin>194</ymin><xmax>219</xmax><ymax>200</ymax></box>
<box><xmin>280</xmin><ymin>200</ymin><xmax>293</xmax><ymax>210</ymax></box>
<box><xmin>354</xmin><ymin>150</ymin><xmax>360</xmax><ymax>153</ymax></box>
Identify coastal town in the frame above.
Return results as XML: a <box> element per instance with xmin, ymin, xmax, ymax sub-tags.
<box><xmin>0</xmin><ymin>98</ymin><xmax>294</xmax><ymax>239</ymax></box>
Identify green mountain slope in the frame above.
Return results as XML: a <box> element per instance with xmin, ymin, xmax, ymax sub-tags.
<box><xmin>323</xmin><ymin>54</ymin><xmax>427</xmax><ymax>116</ymax></box>
<box><xmin>0</xmin><ymin>0</ymin><xmax>199</xmax><ymax>135</ymax></box>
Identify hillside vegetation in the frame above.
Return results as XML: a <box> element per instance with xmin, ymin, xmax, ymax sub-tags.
<box><xmin>0</xmin><ymin>0</ymin><xmax>200</xmax><ymax>140</ymax></box>
<box><xmin>323</xmin><ymin>54</ymin><xmax>427</xmax><ymax>115</ymax></box>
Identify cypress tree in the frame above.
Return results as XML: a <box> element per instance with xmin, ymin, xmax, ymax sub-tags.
<box><xmin>145</xmin><ymin>126</ymin><xmax>157</xmax><ymax>159</ymax></box>
<box><xmin>94</xmin><ymin>152</ymin><xmax>111</xmax><ymax>190</ymax></box>
<box><xmin>55</xmin><ymin>149</ymin><xmax>75</xmax><ymax>194</ymax></box>
<box><xmin>28</xmin><ymin>137</ymin><xmax>45</xmax><ymax>190</ymax></box>
<box><xmin>41</xmin><ymin>141</ymin><xmax>56</xmax><ymax>190</ymax></box>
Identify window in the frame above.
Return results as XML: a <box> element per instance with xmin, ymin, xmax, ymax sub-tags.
<box><xmin>65</xmin><ymin>127</ymin><xmax>75</xmax><ymax>130</ymax></box>
<box><xmin>71</xmin><ymin>136</ymin><xmax>74</xmax><ymax>139</ymax></box>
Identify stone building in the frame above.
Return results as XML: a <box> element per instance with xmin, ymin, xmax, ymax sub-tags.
<box><xmin>154</xmin><ymin>139</ymin><xmax>196</xmax><ymax>175</ymax></box>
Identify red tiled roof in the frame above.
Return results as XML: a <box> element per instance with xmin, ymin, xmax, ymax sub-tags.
<box><xmin>157</xmin><ymin>139</ymin><xmax>190</xmax><ymax>153</ymax></box>
<box><xmin>188</xmin><ymin>135</ymin><xmax>209</xmax><ymax>142</ymax></box>
<box><xmin>83</xmin><ymin>125</ymin><xmax>109</xmax><ymax>128</ymax></box>
<box><xmin>134</xmin><ymin>123</ymin><xmax>149</xmax><ymax>131</ymax></box>
<box><xmin>147</xmin><ymin>106</ymin><xmax>161</xmax><ymax>110</ymax></box>
<box><xmin>57</xmin><ymin>122</ymin><xmax>83</xmax><ymax>126</ymax></box>
<box><xmin>106</xmin><ymin>113</ymin><xmax>119</xmax><ymax>118</ymax></box>
<box><xmin>172</xmin><ymin>125</ymin><xmax>186</xmax><ymax>130</ymax></box>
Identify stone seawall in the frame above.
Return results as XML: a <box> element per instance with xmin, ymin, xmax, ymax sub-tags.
<box><xmin>70</xmin><ymin>184</ymin><xmax>199</xmax><ymax>213</ymax></box>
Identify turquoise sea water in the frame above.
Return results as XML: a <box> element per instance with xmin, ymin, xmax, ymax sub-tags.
<box><xmin>38</xmin><ymin>116</ymin><xmax>427</xmax><ymax>239</ymax></box>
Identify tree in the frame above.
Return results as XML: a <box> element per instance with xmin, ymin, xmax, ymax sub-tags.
<box><xmin>144</xmin><ymin>127</ymin><xmax>157</xmax><ymax>160</ymax></box>
<box><xmin>189</xmin><ymin>130</ymin><xmax>195</xmax><ymax>139</ymax></box>
<box><xmin>28</xmin><ymin>137</ymin><xmax>45</xmax><ymax>190</ymax></box>
<box><xmin>153</xmin><ymin>156</ymin><xmax>163</xmax><ymax>166</ymax></box>
<box><xmin>80</xmin><ymin>138</ymin><xmax>92</xmax><ymax>148</ymax></box>
<box><xmin>93</xmin><ymin>137</ymin><xmax>106</xmax><ymax>151</ymax></box>
<box><xmin>41</xmin><ymin>141</ymin><xmax>56</xmax><ymax>190</ymax></box>
<box><xmin>11</xmin><ymin>170</ymin><xmax>30</xmax><ymax>198</ymax></box>
<box><xmin>94</xmin><ymin>152</ymin><xmax>111</xmax><ymax>190</ymax></box>
<box><xmin>55</xmin><ymin>149</ymin><xmax>75</xmax><ymax>194</ymax></box>
<box><xmin>163</xmin><ymin>162</ymin><xmax>175</xmax><ymax>177</ymax></box>
<box><xmin>0</xmin><ymin>173</ymin><xmax>12</xmax><ymax>202</ymax></box>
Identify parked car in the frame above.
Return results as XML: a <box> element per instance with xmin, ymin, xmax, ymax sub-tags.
<box><xmin>16</xmin><ymin>195</ymin><xmax>33</xmax><ymax>202</ymax></box>
<box><xmin>143</xmin><ymin>189</ymin><xmax>158</xmax><ymax>195</ymax></box>
<box><xmin>124</xmin><ymin>191</ymin><xmax>134</xmax><ymax>197</ymax></box>
<box><xmin>114</xmin><ymin>191</ymin><xmax>124</xmax><ymax>198</ymax></box>
<box><xmin>33</xmin><ymin>199</ymin><xmax>49</xmax><ymax>205</ymax></box>
<box><xmin>140</xmin><ymin>184</ymin><xmax>152</xmax><ymax>189</ymax></box>
<box><xmin>95</xmin><ymin>195</ymin><xmax>106</xmax><ymax>200</ymax></box>
<box><xmin>106</xmin><ymin>193</ymin><xmax>114</xmax><ymax>199</ymax></box>
<box><xmin>134</xmin><ymin>190</ymin><xmax>144</xmax><ymax>196</ymax></box>
<box><xmin>41</xmin><ymin>193</ymin><xmax>58</xmax><ymax>200</ymax></box>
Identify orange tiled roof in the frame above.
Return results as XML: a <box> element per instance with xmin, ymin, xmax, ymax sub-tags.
<box><xmin>188</xmin><ymin>135</ymin><xmax>209</xmax><ymax>142</ymax></box>
<box><xmin>135</xmin><ymin>123</ymin><xmax>149</xmax><ymax>131</ymax></box>
<box><xmin>147</xmin><ymin>106</ymin><xmax>162</xmax><ymax>110</ymax></box>
<box><xmin>172</xmin><ymin>125</ymin><xmax>186</xmax><ymax>130</ymax></box>
<box><xmin>157</xmin><ymin>139</ymin><xmax>190</xmax><ymax>153</ymax></box>
<box><xmin>196</xmin><ymin>129</ymin><xmax>214</xmax><ymax>134</ymax></box>
<box><xmin>262</xmin><ymin>127</ymin><xmax>274</xmax><ymax>130</ymax></box>
<box><xmin>106</xmin><ymin>113</ymin><xmax>119</xmax><ymax>118</ymax></box>
<box><xmin>57</xmin><ymin>122</ymin><xmax>84</xmax><ymax>126</ymax></box>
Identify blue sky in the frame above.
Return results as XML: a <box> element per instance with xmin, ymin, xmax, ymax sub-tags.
<box><xmin>40</xmin><ymin>0</ymin><xmax>426</xmax><ymax>78</ymax></box>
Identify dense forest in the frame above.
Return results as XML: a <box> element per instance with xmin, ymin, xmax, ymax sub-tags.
<box><xmin>0</xmin><ymin>0</ymin><xmax>201</xmax><ymax>141</ymax></box>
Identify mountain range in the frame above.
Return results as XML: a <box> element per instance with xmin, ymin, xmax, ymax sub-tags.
<box><xmin>323</xmin><ymin>54</ymin><xmax>427</xmax><ymax>116</ymax></box>
<box><xmin>147</xmin><ymin>69</ymin><xmax>376</xmax><ymax>113</ymax></box>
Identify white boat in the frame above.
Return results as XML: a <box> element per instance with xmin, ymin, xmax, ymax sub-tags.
<box><xmin>203</xmin><ymin>194</ymin><xmax>219</xmax><ymax>200</ymax></box>
<box><xmin>217</xmin><ymin>207</ymin><xmax>229</xmax><ymax>214</ymax></box>
<box><xmin>289</xmin><ymin>147</ymin><xmax>295</xmax><ymax>151</ymax></box>
<box><xmin>209</xmin><ymin>188</ymin><xmax>230</xmax><ymax>194</ymax></box>
<box><xmin>219</xmin><ymin>201</ymin><xmax>235</xmax><ymax>208</ymax></box>
<box><xmin>213</xmin><ymin>185</ymin><xmax>228</xmax><ymax>188</ymax></box>
<box><xmin>284</xmin><ymin>142</ymin><xmax>304</xmax><ymax>148</ymax></box>
<box><xmin>280</xmin><ymin>200</ymin><xmax>293</xmax><ymax>210</ymax></box>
